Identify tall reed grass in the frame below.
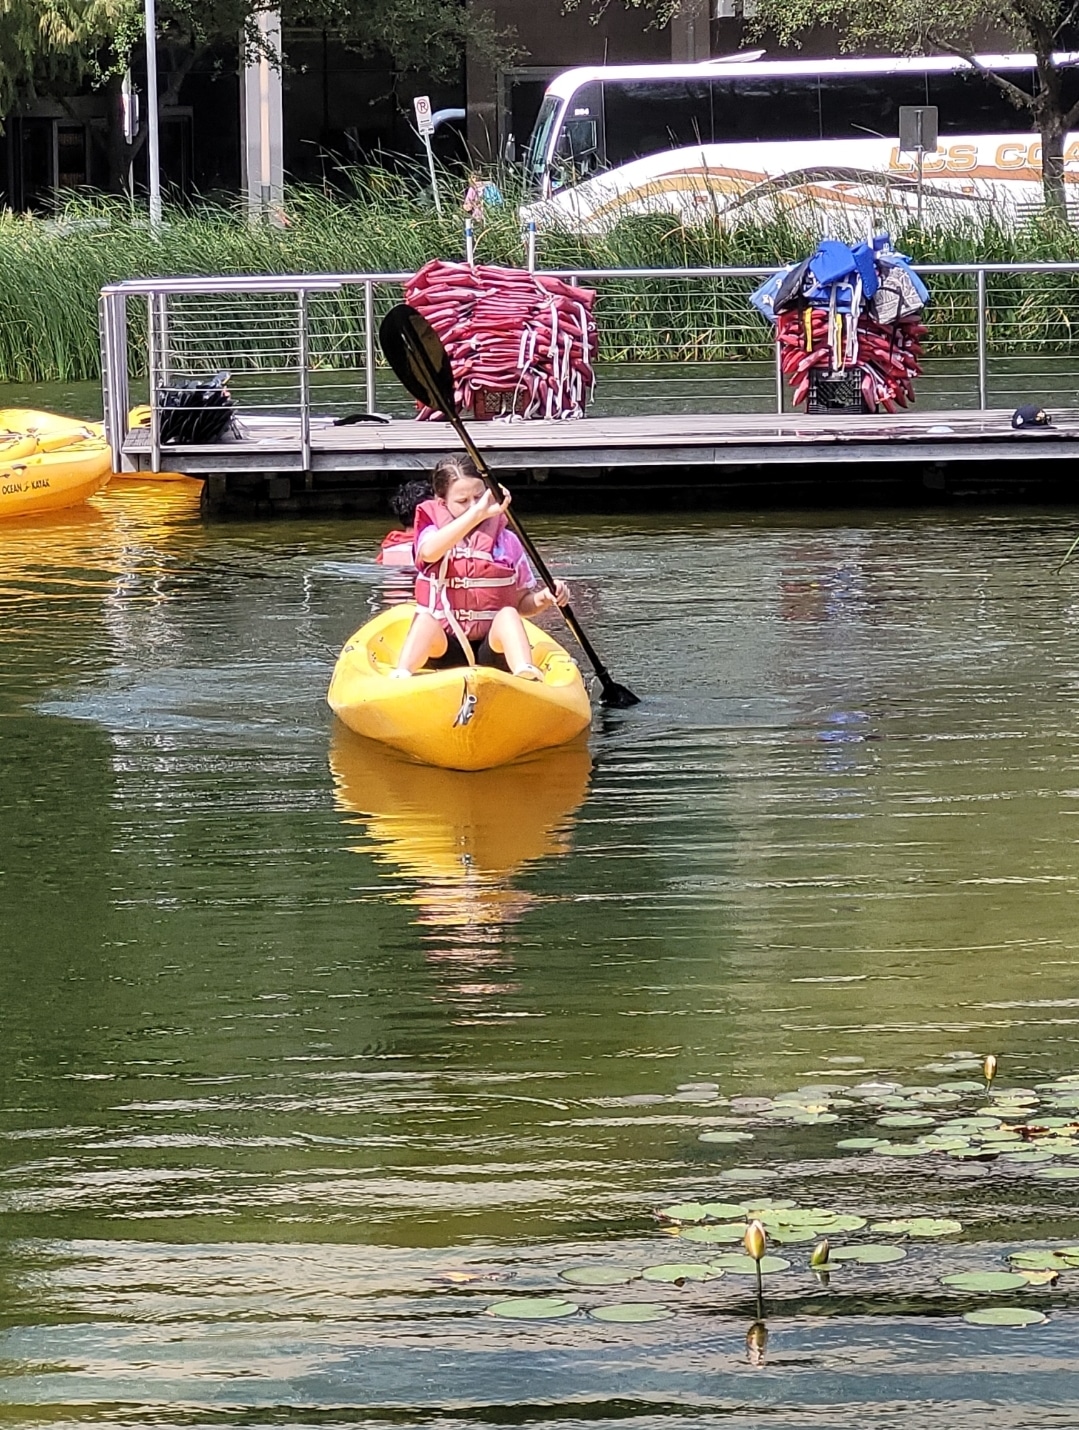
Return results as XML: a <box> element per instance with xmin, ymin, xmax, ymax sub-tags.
<box><xmin>6</xmin><ymin>169</ymin><xmax>1079</xmax><ymax>384</ymax></box>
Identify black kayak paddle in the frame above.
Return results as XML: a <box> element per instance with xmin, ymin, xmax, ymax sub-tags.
<box><xmin>378</xmin><ymin>302</ymin><xmax>639</xmax><ymax>709</ymax></box>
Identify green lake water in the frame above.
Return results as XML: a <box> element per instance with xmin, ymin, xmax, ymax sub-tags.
<box><xmin>5</xmin><ymin>444</ymin><xmax>1079</xmax><ymax>1424</ymax></box>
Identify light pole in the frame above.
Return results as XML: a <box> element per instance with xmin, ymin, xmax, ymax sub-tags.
<box><xmin>144</xmin><ymin>0</ymin><xmax>162</xmax><ymax>228</ymax></box>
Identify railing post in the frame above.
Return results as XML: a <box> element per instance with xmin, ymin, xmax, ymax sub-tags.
<box><xmin>976</xmin><ymin>268</ymin><xmax>988</xmax><ymax>410</ymax></box>
<box><xmin>99</xmin><ymin>292</ymin><xmax>132</xmax><ymax>472</ymax></box>
<box><xmin>146</xmin><ymin>293</ymin><xmax>161</xmax><ymax>473</ymax></box>
<box><xmin>364</xmin><ymin>280</ymin><xmax>376</xmax><ymax>414</ymax></box>
<box><xmin>298</xmin><ymin>289</ymin><xmax>312</xmax><ymax>481</ymax></box>
<box><xmin>774</xmin><ymin>337</ymin><xmax>784</xmax><ymax>415</ymax></box>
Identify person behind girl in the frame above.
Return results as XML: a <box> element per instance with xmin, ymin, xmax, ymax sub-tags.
<box><xmin>377</xmin><ymin>477</ymin><xmax>432</xmax><ymax>566</ymax></box>
<box><xmin>392</xmin><ymin>455</ymin><xmax>568</xmax><ymax>680</ymax></box>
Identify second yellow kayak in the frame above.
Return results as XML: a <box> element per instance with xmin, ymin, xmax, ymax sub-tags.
<box><xmin>328</xmin><ymin>604</ymin><xmax>592</xmax><ymax>771</ymax></box>
<box><xmin>0</xmin><ymin>441</ymin><xmax>112</xmax><ymax>521</ymax></box>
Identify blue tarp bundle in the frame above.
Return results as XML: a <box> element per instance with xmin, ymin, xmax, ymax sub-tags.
<box><xmin>750</xmin><ymin>235</ymin><xmax>929</xmax><ymax>325</ymax></box>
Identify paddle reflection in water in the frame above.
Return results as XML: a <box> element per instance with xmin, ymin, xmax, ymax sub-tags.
<box><xmin>330</xmin><ymin>730</ymin><xmax>591</xmax><ymax>1013</ymax></box>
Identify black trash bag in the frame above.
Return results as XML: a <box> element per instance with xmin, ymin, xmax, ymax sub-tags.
<box><xmin>159</xmin><ymin>372</ymin><xmax>235</xmax><ymax>445</ymax></box>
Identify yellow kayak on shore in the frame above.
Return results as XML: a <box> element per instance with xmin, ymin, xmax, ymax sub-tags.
<box><xmin>0</xmin><ymin>440</ymin><xmax>112</xmax><ymax>521</ymax></box>
<box><xmin>327</xmin><ymin>604</ymin><xmax>592</xmax><ymax>771</ymax></box>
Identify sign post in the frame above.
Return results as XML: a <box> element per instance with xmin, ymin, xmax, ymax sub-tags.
<box><xmin>413</xmin><ymin>95</ymin><xmax>442</xmax><ymax>217</ymax></box>
<box><xmin>143</xmin><ymin>0</ymin><xmax>161</xmax><ymax>230</ymax></box>
<box><xmin>898</xmin><ymin>105</ymin><xmax>939</xmax><ymax>225</ymax></box>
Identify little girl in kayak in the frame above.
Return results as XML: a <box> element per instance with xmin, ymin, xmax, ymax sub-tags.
<box><xmin>391</xmin><ymin>455</ymin><xmax>569</xmax><ymax>680</ymax></box>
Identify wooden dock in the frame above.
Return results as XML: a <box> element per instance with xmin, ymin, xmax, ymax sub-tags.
<box><xmin>122</xmin><ymin>409</ymin><xmax>1079</xmax><ymax>514</ymax></box>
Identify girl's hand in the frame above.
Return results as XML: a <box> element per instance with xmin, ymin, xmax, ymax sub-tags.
<box><xmin>534</xmin><ymin>579</ymin><xmax>569</xmax><ymax>612</ymax></box>
<box><xmin>472</xmin><ymin>485</ymin><xmax>510</xmax><ymax>522</ymax></box>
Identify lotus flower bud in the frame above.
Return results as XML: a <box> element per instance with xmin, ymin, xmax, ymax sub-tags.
<box><xmin>984</xmin><ymin>1054</ymin><xmax>998</xmax><ymax>1086</ymax></box>
<box><xmin>810</xmin><ymin>1238</ymin><xmax>830</xmax><ymax>1267</ymax></box>
<box><xmin>744</xmin><ymin>1219</ymin><xmax>767</xmax><ymax>1262</ymax></box>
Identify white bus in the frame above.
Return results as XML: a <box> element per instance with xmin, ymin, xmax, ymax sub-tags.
<box><xmin>520</xmin><ymin>53</ymin><xmax>1079</xmax><ymax>231</ymax></box>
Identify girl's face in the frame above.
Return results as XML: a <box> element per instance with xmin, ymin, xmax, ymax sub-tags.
<box><xmin>443</xmin><ymin>475</ymin><xmax>486</xmax><ymax>517</ymax></box>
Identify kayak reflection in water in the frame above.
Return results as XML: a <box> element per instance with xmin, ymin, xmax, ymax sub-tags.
<box><xmin>390</xmin><ymin>456</ymin><xmax>569</xmax><ymax>682</ymax></box>
<box><xmin>329</xmin><ymin>729</ymin><xmax>591</xmax><ymax>1004</ymax></box>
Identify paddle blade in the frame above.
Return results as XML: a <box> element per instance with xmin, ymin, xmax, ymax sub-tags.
<box><xmin>379</xmin><ymin>304</ymin><xmax>457</xmax><ymax>417</ymax></box>
<box><xmin>599</xmin><ymin>680</ymin><xmax>640</xmax><ymax>709</ymax></box>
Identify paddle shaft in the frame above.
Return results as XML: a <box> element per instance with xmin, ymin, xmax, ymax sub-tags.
<box><xmin>441</xmin><ymin>410</ymin><xmax>624</xmax><ymax>697</ymax></box>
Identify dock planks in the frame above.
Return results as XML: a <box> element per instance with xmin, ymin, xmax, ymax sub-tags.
<box><xmin>123</xmin><ymin>408</ymin><xmax>1079</xmax><ymax>477</ymax></box>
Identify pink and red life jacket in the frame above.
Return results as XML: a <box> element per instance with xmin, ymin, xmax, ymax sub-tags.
<box><xmin>413</xmin><ymin>497</ymin><xmax>519</xmax><ymax>642</ymax></box>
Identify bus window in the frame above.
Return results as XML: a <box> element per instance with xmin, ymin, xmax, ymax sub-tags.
<box><xmin>819</xmin><ymin>72</ymin><xmax>930</xmax><ymax>140</ymax></box>
<box><xmin>928</xmin><ymin>67</ymin><xmax>1036</xmax><ymax>132</ymax></box>
<box><xmin>603</xmin><ymin>80</ymin><xmax>713</xmax><ymax>167</ymax></box>
<box><xmin>711</xmin><ymin>75</ymin><xmax>820</xmax><ymax>142</ymax></box>
<box><xmin>525</xmin><ymin>95</ymin><xmax>562</xmax><ymax>192</ymax></box>
<box><xmin>554</xmin><ymin>117</ymin><xmax>603</xmax><ymax>185</ymax></box>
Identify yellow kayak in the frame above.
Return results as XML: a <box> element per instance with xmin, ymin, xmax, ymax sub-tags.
<box><xmin>0</xmin><ymin>407</ymin><xmax>192</xmax><ymax>481</ymax></box>
<box><xmin>327</xmin><ymin>604</ymin><xmax>592</xmax><ymax>771</ymax></box>
<box><xmin>0</xmin><ymin>408</ymin><xmax>101</xmax><ymax>452</ymax></box>
<box><xmin>0</xmin><ymin>441</ymin><xmax>112</xmax><ymax>521</ymax></box>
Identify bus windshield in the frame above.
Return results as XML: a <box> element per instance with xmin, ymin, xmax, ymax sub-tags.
<box><xmin>525</xmin><ymin>96</ymin><xmax>562</xmax><ymax>192</ymax></box>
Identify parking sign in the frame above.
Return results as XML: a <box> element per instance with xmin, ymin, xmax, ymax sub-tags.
<box><xmin>413</xmin><ymin>95</ymin><xmax>435</xmax><ymax>136</ymax></box>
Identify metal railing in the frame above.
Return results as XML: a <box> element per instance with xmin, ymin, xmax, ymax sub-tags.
<box><xmin>98</xmin><ymin>262</ymin><xmax>1079</xmax><ymax>471</ymax></box>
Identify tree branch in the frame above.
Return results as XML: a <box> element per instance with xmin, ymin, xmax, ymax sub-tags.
<box><xmin>928</xmin><ymin>40</ymin><xmax>1036</xmax><ymax>111</ymax></box>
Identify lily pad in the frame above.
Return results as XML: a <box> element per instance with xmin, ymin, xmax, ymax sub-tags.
<box><xmin>699</xmin><ymin>1201</ymin><xmax>750</xmax><ymax>1219</ymax></box>
<box><xmin>837</xmin><ymin>1137</ymin><xmax>886</xmax><ymax>1150</ymax></box>
<box><xmin>1009</xmin><ymin>1249</ymin><xmax>1074</xmax><ymax>1271</ymax></box>
<box><xmin>658</xmin><ymin>1202</ymin><xmax>711</xmax><ymax>1223</ymax></box>
<box><xmin>877</xmin><ymin>1113</ymin><xmax>937</xmax><ymax>1128</ymax></box>
<box><xmin>940</xmin><ymin>1271</ymin><xmax>1028</xmax><ymax>1293</ymax></box>
<box><xmin>719</xmin><ymin>1168</ymin><xmax>776</xmax><ymax>1183</ymax></box>
<box><xmin>871</xmin><ymin>1217</ymin><xmax>963</xmax><ymax>1237</ymax></box>
<box><xmin>1033</xmin><ymin>1166</ymin><xmax>1079</xmax><ymax>1180</ymax></box>
<box><xmin>699</xmin><ymin>1130</ymin><xmax>755</xmax><ymax>1144</ymax></box>
<box><xmin>998</xmin><ymin>1149</ymin><xmax>1055</xmax><ymax>1164</ymax></box>
<box><xmin>641</xmin><ymin>1263</ymin><xmax>717</xmax><ymax>1283</ymax></box>
<box><xmin>826</xmin><ymin>1214</ymin><xmax>869</xmax><ymax>1233</ymax></box>
<box><xmin>829</xmin><ymin>1244</ymin><xmax>907</xmax><ymax>1264</ymax></box>
<box><xmin>963</xmin><ymin>1307</ymin><xmax>1046</xmax><ymax>1327</ymax></box>
<box><xmin>875</xmin><ymin>1144</ymin><xmax>927</xmax><ymax>1158</ymax></box>
<box><xmin>590</xmin><ymin>1302</ymin><xmax>675</xmax><ymax>1323</ymax></box>
<box><xmin>709</xmin><ymin>1253</ymin><xmax>791</xmax><ymax>1274</ymax></box>
<box><xmin>560</xmin><ymin>1266</ymin><xmax>637</xmax><ymax>1287</ymax></box>
<box><xmin>681</xmin><ymin>1223</ymin><xmax>747</xmax><ymax>1244</ymax></box>
<box><xmin>488</xmin><ymin>1297</ymin><xmax>579</xmax><ymax>1320</ymax></box>
<box><xmin>1020</xmin><ymin>1269</ymin><xmax>1060</xmax><ymax>1286</ymax></box>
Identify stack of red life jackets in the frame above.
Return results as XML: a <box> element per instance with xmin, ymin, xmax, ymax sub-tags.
<box><xmin>776</xmin><ymin>307</ymin><xmax>927</xmax><ymax>412</ymax></box>
<box><xmin>403</xmin><ymin>260</ymin><xmax>597</xmax><ymax>421</ymax></box>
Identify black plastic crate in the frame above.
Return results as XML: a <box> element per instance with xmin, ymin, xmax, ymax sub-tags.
<box><xmin>807</xmin><ymin>366</ymin><xmax>871</xmax><ymax>415</ymax></box>
<box><xmin>159</xmin><ymin>372</ymin><xmax>235</xmax><ymax>444</ymax></box>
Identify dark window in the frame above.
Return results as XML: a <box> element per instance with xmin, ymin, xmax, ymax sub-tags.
<box><xmin>819</xmin><ymin>72</ymin><xmax>930</xmax><ymax>140</ymax></box>
<box><xmin>550</xmin><ymin>80</ymin><xmax>605</xmax><ymax>186</ymax></box>
<box><xmin>711</xmin><ymin>76</ymin><xmax>820</xmax><ymax>142</ymax></box>
<box><xmin>1058</xmin><ymin>62</ymin><xmax>1079</xmax><ymax>120</ymax></box>
<box><xmin>603</xmin><ymin>81</ymin><xmax>713</xmax><ymax>167</ymax></box>
<box><xmin>929</xmin><ymin>67</ymin><xmax>1037</xmax><ymax>133</ymax></box>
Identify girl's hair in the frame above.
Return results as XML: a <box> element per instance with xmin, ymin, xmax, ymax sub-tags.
<box><xmin>388</xmin><ymin>477</ymin><xmax>432</xmax><ymax>524</ymax></box>
<box><xmin>431</xmin><ymin>455</ymin><xmax>481</xmax><ymax>497</ymax></box>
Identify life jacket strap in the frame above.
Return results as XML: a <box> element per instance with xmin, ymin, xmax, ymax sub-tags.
<box><xmin>445</xmin><ymin>575</ymin><xmax>516</xmax><ymax>590</ymax></box>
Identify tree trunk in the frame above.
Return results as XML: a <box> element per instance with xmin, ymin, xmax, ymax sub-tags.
<box><xmin>1041</xmin><ymin>122</ymin><xmax>1067</xmax><ymax>219</ymax></box>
